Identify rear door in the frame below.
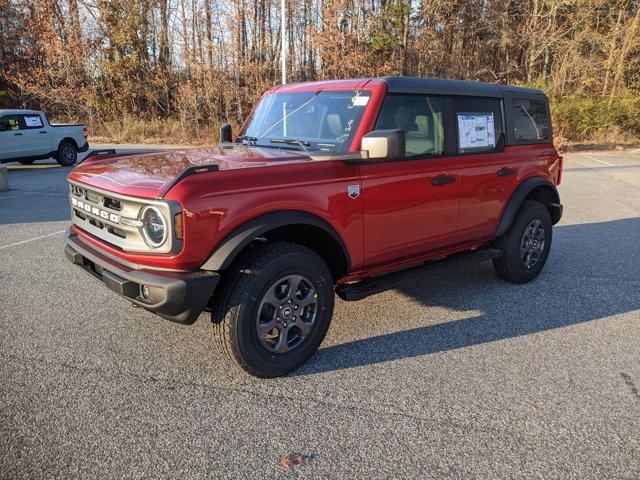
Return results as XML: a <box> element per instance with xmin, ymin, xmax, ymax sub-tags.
<box><xmin>0</xmin><ymin>114</ymin><xmax>26</xmax><ymax>160</ymax></box>
<box><xmin>20</xmin><ymin>113</ymin><xmax>51</xmax><ymax>156</ymax></box>
<box><xmin>454</xmin><ymin>97</ymin><xmax>518</xmax><ymax>243</ymax></box>
<box><xmin>359</xmin><ymin>94</ymin><xmax>459</xmax><ymax>268</ymax></box>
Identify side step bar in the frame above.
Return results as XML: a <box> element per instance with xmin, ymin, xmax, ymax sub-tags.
<box><xmin>335</xmin><ymin>248</ymin><xmax>502</xmax><ymax>301</ymax></box>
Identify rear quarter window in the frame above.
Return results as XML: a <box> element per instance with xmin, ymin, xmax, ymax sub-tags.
<box><xmin>511</xmin><ymin>99</ymin><xmax>550</xmax><ymax>142</ymax></box>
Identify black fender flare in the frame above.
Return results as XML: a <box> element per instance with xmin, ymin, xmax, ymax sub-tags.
<box><xmin>495</xmin><ymin>177</ymin><xmax>561</xmax><ymax>237</ymax></box>
<box><xmin>200</xmin><ymin>210</ymin><xmax>351</xmax><ymax>272</ymax></box>
<box><xmin>58</xmin><ymin>137</ymin><xmax>79</xmax><ymax>151</ymax></box>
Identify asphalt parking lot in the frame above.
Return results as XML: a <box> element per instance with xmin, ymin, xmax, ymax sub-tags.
<box><xmin>1</xmin><ymin>149</ymin><xmax>639</xmax><ymax>478</ymax></box>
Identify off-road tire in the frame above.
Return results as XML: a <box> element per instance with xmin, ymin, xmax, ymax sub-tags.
<box><xmin>211</xmin><ymin>241</ymin><xmax>334</xmax><ymax>378</ymax></box>
<box><xmin>57</xmin><ymin>141</ymin><xmax>77</xmax><ymax>166</ymax></box>
<box><xmin>18</xmin><ymin>159</ymin><xmax>35</xmax><ymax>165</ymax></box>
<box><xmin>493</xmin><ymin>200</ymin><xmax>552</xmax><ymax>283</ymax></box>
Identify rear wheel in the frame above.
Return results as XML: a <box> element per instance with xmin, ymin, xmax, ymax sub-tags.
<box><xmin>212</xmin><ymin>241</ymin><xmax>334</xmax><ymax>377</ymax></box>
<box><xmin>493</xmin><ymin>200</ymin><xmax>552</xmax><ymax>283</ymax></box>
<box><xmin>57</xmin><ymin>141</ymin><xmax>77</xmax><ymax>166</ymax></box>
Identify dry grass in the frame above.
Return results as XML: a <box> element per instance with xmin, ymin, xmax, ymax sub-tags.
<box><xmin>76</xmin><ymin>101</ymin><xmax>640</xmax><ymax>151</ymax></box>
<box><xmin>85</xmin><ymin>115</ymin><xmax>225</xmax><ymax>146</ymax></box>
<box><xmin>554</xmin><ymin>133</ymin><xmax>640</xmax><ymax>153</ymax></box>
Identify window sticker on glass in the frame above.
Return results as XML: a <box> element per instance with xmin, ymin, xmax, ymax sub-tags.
<box><xmin>457</xmin><ymin>113</ymin><xmax>495</xmax><ymax>150</ymax></box>
<box><xmin>24</xmin><ymin>116</ymin><xmax>43</xmax><ymax>128</ymax></box>
<box><xmin>351</xmin><ymin>95</ymin><xmax>370</xmax><ymax>107</ymax></box>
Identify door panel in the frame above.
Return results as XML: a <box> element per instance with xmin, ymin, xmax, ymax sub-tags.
<box><xmin>21</xmin><ymin>114</ymin><xmax>51</xmax><ymax>155</ymax></box>
<box><xmin>457</xmin><ymin>145</ymin><xmax>558</xmax><ymax>242</ymax></box>
<box><xmin>457</xmin><ymin>152</ymin><xmax>519</xmax><ymax>242</ymax></box>
<box><xmin>453</xmin><ymin>96</ymin><xmax>513</xmax><ymax>242</ymax></box>
<box><xmin>0</xmin><ymin>115</ymin><xmax>26</xmax><ymax>160</ymax></box>
<box><xmin>360</xmin><ymin>157</ymin><xmax>459</xmax><ymax>268</ymax></box>
<box><xmin>360</xmin><ymin>93</ymin><xmax>459</xmax><ymax>269</ymax></box>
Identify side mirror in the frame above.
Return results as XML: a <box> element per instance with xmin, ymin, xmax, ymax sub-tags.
<box><xmin>219</xmin><ymin>123</ymin><xmax>232</xmax><ymax>143</ymax></box>
<box><xmin>361</xmin><ymin>129</ymin><xmax>405</xmax><ymax>160</ymax></box>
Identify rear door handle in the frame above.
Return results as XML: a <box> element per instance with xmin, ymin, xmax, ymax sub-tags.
<box><xmin>432</xmin><ymin>174</ymin><xmax>456</xmax><ymax>186</ymax></box>
<box><xmin>497</xmin><ymin>167</ymin><xmax>516</xmax><ymax>177</ymax></box>
<box><xmin>39</xmin><ymin>131</ymin><xmax>48</xmax><ymax>134</ymax></box>
<box><xmin>14</xmin><ymin>132</ymin><xmax>23</xmax><ymax>136</ymax></box>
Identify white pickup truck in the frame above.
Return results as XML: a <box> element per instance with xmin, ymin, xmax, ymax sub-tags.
<box><xmin>0</xmin><ymin>109</ymin><xmax>89</xmax><ymax>166</ymax></box>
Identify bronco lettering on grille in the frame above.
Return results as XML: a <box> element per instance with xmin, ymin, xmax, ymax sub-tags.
<box><xmin>70</xmin><ymin>197</ymin><xmax>120</xmax><ymax>223</ymax></box>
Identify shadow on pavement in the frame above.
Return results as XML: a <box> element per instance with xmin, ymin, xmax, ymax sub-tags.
<box><xmin>293</xmin><ymin>217</ymin><xmax>640</xmax><ymax>376</ymax></box>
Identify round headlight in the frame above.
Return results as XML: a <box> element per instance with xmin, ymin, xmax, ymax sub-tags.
<box><xmin>140</xmin><ymin>206</ymin><xmax>167</xmax><ymax>248</ymax></box>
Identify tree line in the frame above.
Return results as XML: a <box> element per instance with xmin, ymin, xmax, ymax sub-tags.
<box><xmin>1</xmin><ymin>0</ymin><xmax>639</xmax><ymax>145</ymax></box>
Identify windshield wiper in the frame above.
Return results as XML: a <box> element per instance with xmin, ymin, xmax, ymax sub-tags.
<box><xmin>257</xmin><ymin>90</ymin><xmax>321</xmax><ymax>140</ymax></box>
<box><xmin>270</xmin><ymin>138</ymin><xmax>310</xmax><ymax>152</ymax></box>
<box><xmin>236</xmin><ymin>135</ymin><xmax>258</xmax><ymax>145</ymax></box>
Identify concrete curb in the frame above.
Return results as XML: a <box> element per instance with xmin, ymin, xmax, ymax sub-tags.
<box><xmin>0</xmin><ymin>165</ymin><xmax>9</xmax><ymax>191</ymax></box>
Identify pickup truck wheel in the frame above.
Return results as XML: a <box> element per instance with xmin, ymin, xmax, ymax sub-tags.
<box><xmin>211</xmin><ymin>241</ymin><xmax>334</xmax><ymax>378</ymax></box>
<box><xmin>18</xmin><ymin>159</ymin><xmax>35</xmax><ymax>165</ymax></box>
<box><xmin>493</xmin><ymin>200</ymin><xmax>552</xmax><ymax>284</ymax></box>
<box><xmin>57</xmin><ymin>141</ymin><xmax>77</xmax><ymax>166</ymax></box>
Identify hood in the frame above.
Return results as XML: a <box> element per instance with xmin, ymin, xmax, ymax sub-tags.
<box><xmin>68</xmin><ymin>145</ymin><xmax>313</xmax><ymax>198</ymax></box>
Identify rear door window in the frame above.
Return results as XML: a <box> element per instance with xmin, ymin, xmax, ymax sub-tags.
<box><xmin>22</xmin><ymin>114</ymin><xmax>44</xmax><ymax>129</ymax></box>
<box><xmin>511</xmin><ymin>99</ymin><xmax>550</xmax><ymax>142</ymax></box>
<box><xmin>454</xmin><ymin>97</ymin><xmax>503</xmax><ymax>153</ymax></box>
<box><xmin>374</xmin><ymin>94</ymin><xmax>445</xmax><ymax>157</ymax></box>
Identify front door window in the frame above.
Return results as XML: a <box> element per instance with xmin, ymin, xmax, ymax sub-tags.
<box><xmin>374</xmin><ymin>94</ymin><xmax>445</xmax><ymax>157</ymax></box>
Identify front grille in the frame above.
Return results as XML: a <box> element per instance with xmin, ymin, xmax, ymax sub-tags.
<box><xmin>71</xmin><ymin>184</ymin><xmax>85</xmax><ymax>197</ymax></box>
<box><xmin>71</xmin><ymin>185</ymin><xmax>123</xmax><ymax>212</ymax></box>
<box><xmin>68</xmin><ymin>180</ymin><xmax>178</xmax><ymax>254</ymax></box>
<box><xmin>104</xmin><ymin>197</ymin><xmax>122</xmax><ymax>211</ymax></box>
<box><xmin>85</xmin><ymin>190</ymin><xmax>102</xmax><ymax>204</ymax></box>
<box><xmin>70</xmin><ymin>186</ymin><xmax>127</xmax><ymax>245</ymax></box>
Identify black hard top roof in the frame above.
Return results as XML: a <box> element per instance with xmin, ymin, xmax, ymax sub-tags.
<box><xmin>379</xmin><ymin>76</ymin><xmax>547</xmax><ymax>99</ymax></box>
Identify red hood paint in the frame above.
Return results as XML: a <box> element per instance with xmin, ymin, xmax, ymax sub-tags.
<box><xmin>68</xmin><ymin>146</ymin><xmax>313</xmax><ymax>198</ymax></box>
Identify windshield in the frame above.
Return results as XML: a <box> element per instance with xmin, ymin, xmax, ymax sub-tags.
<box><xmin>239</xmin><ymin>90</ymin><xmax>371</xmax><ymax>152</ymax></box>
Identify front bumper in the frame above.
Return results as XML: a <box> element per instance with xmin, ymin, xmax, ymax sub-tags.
<box><xmin>64</xmin><ymin>229</ymin><xmax>219</xmax><ymax>324</ymax></box>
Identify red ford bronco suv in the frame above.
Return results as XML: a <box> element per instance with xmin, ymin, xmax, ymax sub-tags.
<box><xmin>65</xmin><ymin>77</ymin><xmax>563</xmax><ymax>377</ymax></box>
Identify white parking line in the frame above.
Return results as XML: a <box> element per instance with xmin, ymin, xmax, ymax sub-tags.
<box><xmin>581</xmin><ymin>154</ymin><xmax>615</xmax><ymax>167</ymax></box>
<box><xmin>0</xmin><ymin>193</ymin><xmax>31</xmax><ymax>200</ymax></box>
<box><xmin>589</xmin><ymin>152</ymin><xmax>640</xmax><ymax>157</ymax></box>
<box><xmin>0</xmin><ymin>229</ymin><xmax>66</xmax><ymax>250</ymax></box>
<box><xmin>22</xmin><ymin>191</ymin><xmax>67</xmax><ymax>196</ymax></box>
<box><xmin>0</xmin><ymin>191</ymin><xmax>67</xmax><ymax>199</ymax></box>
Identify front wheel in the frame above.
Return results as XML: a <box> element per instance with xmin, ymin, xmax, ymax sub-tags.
<box><xmin>493</xmin><ymin>200</ymin><xmax>553</xmax><ymax>283</ymax></box>
<box><xmin>57</xmin><ymin>141</ymin><xmax>77</xmax><ymax>166</ymax></box>
<box><xmin>212</xmin><ymin>241</ymin><xmax>334</xmax><ymax>377</ymax></box>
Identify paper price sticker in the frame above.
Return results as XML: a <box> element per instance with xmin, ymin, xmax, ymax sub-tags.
<box><xmin>352</xmin><ymin>95</ymin><xmax>370</xmax><ymax>107</ymax></box>
<box><xmin>457</xmin><ymin>113</ymin><xmax>495</xmax><ymax>149</ymax></box>
<box><xmin>24</xmin><ymin>116</ymin><xmax>44</xmax><ymax>128</ymax></box>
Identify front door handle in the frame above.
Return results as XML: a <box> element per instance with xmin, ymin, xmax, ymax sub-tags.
<box><xmin>39</xmin><ymin>131</ymin><xmax>48</xmax><ymax>134</ymax></box>
<box><xmin>497</xmin><ymin>167</ymin><xmax>516</xmax><ymax>177</ymax></box>
<box><xmin>432</xmin><ymin>174</ymin><xmax>456</xmax><ymax>186</ymax></box>
<box><xmin>14</xmin><ymin>132</ymin><xmax>23</xmax><ymax>136</ymax></box>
